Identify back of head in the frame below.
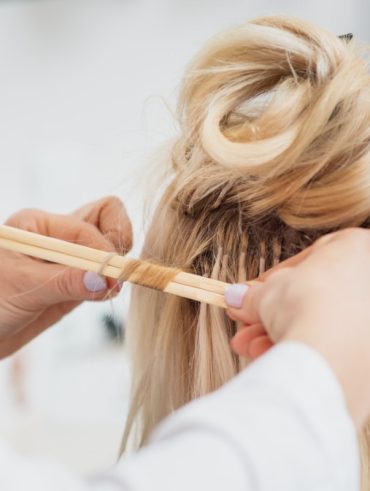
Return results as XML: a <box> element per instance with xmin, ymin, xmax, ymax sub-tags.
<box><xmin>122</xmin><ymin>16</ymin><xmax>370</xmax><ymax>453</ymax></box>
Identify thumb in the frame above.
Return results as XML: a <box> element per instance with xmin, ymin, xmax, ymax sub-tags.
<box><xmin>225</xmin><ymin>282</ymin><xmax>264</xmax><ymax>325</ymax></box>
<box><xmin>226</xmin><ymin>267</ymin><xmax>295</xmax><ymax>327</ymax></box>
<box><xmin>36</xmin><ymin>264</ymin><xmax>114</xmax><ymax>306</ymax></box>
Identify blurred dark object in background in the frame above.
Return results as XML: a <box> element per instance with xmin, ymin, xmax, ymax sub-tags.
<box><xmin>101</xmin><ymin>313</ymin><xmax>125</xmax><ymax>344</ymax></box>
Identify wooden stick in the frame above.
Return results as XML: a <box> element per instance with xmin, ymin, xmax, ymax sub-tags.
<box><xmin>0</xmin><ymin>225</ymin><xmax>228</xmax><ymax>294</ymax></box>
<box><xmin>0</xmin><ymin>225</ymin><xmax>228</xmax><ymax>308</ymax></box>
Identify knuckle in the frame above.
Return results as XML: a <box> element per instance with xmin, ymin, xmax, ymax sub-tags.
<box><xmin>337</xmin><ymin>227</ymin><xmax>361</xmax><ymax>240</ymax></box>
<box><xmin>101</xmin><ymin>195</ymin><xmax>125</xmax><ymax>212</ymax></box>
<box><xmin>337</xmin><ymin>228</ymin><xmax>369</xmax><ymax>252</ymax></box>
<box><xmin>105</xmin><ymin>195</ymin><xmax>124</xmax><ymax>206</ymax></box>
<box><xmin>5</xmin><ymin>208</ymin><xmax>42</xmax><ymax>228</ymax></box>
<box><xmin>314</xmin><ymin>228</ymin><xmax>369</xmax><ymax>255</ymax></box>
<box><xmin>55</xmin><ymin>270</ymin><xmax>76</xmax><ymax>299</ymax></box>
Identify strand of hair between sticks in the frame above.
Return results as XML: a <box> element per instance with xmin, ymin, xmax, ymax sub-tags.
<box><xmin>95</xmin><ymin>252</ymin><xmax>229</xmax><ymax>308</ymax></box>
<box><xmin>95</xmin><ymin>252</ymin><xmax>227</xmax><ymax>307</ymax></box>
<box><xmin>97</xmin><ymin>252</ymin><xmax>180</xmax><ymax>291</ymax></box>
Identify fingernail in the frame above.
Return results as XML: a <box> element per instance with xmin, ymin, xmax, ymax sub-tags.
<box><xmin>224</xmin><ymin>283</ymin><xmax>249</xmax><ymax>308</ymax></box>
<box><xmin>83</xmin><ymin>272</ymin><xmax>107</xmax><ymax>292</ymax></box>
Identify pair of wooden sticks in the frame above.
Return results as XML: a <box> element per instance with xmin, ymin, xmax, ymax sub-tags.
<box><xmin>0</xmin><ymin>225</ymin><xmax>229</xmax><ymax>308</ymax></box>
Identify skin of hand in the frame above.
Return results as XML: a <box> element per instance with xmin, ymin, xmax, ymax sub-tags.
<box><xmin>0</xmin><ymin>196</ymin><xmax>132</xmax><ymax>359</ymax></box>
<box><xmin>228</xmin><ymin>248</ymin><xmax>314</xmax><ymax>361</ymax></box>
<box><xmin>225</xmin><ymin>228</ymin><xmax>370</xmax><ymax>429</ymax></box>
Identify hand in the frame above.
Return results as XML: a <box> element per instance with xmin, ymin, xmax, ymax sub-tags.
<box><xmin>226</xmin><ymin>249</ymin><xmax>312</xmax><ymax>360</ymax></box>
<box><xmin>0</xmin><ymin>196</ymin><xmax>132</xmax><ymax>359</ymax></box>
<box><xmin>225</xmin><ymin>229</ymin><xmax>370</xmax><ymax>428</ymax></box>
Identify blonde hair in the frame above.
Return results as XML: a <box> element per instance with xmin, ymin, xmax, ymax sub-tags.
<box><xmin>121</xmin><ymin>15</ymin><xmax>370</xmax><ymax>484</ymax></box>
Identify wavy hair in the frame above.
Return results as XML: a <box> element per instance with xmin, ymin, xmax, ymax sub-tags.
<box><xmin>121</xmin><ymin>15</ymin><xmax>370</xmax><ymax>487</ymax></box>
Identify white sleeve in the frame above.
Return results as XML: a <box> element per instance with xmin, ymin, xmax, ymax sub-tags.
<box><xmin>0</xmin><ymin>342</ymin><xmax>360</xmax><ymax>491</ymax></box>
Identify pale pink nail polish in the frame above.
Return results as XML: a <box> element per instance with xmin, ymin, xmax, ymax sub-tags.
<box><xmin>83</xmin><ymin>272</ymin><xmax>107</xmax><ymax>292</ymax></box>
<box><xmin>224</xmin><ymin>284</ymin><xmax>249</xmax><ymax>308</ymax></box>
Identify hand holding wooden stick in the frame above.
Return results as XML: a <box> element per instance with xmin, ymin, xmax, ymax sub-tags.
<box><xmin>0</xmin><ymin>224</ymin><xmax>229</xmax><ymax>309</ymax></box>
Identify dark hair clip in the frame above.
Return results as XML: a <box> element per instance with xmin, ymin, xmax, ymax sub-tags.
<box><xmin>339</xmin><ymin>33</ymin><xmax>353</xmax><ymax>42</ymax></box>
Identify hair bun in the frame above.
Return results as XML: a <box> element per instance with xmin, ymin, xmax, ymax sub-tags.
<box><xmin>172</xmin><ymin>16</ymin><xmax>370</xmax><ymax>229</ymax></box>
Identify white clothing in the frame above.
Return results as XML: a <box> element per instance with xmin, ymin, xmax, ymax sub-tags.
<box><xmin>0</xmin><ymin>342</ymin><xmax>359</xmax><ymax>490</ymax></box>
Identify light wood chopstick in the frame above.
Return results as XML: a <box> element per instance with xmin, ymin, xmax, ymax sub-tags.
<box><xmin>0</xmin><ymin>225</ymin><xmax>229</xmax><ymax>308</ymax></box>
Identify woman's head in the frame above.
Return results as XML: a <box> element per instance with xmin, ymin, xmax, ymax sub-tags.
<box><xmin>122</xmin><ymin>16</ymin><xmax>370</xmax><ymax>450</ymax></box>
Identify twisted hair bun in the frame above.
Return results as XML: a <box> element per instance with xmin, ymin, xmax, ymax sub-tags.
<box><xmin>122</xmin><ymin>18</ymin><xmax>370</xmax><ymax>466</ymax></box>
<box><xmin>172</xmin><ymin>16</ymin><xmax>370</xmax><ymax>230</ymax></box>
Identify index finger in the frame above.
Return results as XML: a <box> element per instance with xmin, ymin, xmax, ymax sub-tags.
<box><xmin>73</xmin><ymin>196</ymin><xmax>133</xmax><ymax>254</ymax></box>
<box><xmin>5</xmin><ymin>210</ymin><xmax>116</xmax><ymax>253</ymax></box>
<box><xmin>5</xmin><ymin>210</ymin><xmax>120</xmax><ymax>292</ymax></box>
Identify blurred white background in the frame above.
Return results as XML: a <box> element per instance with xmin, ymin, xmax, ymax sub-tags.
<box><xmin>0</xmin><ymin>0</ymin><xmax>368</xmax><ymax>475</ymax></box>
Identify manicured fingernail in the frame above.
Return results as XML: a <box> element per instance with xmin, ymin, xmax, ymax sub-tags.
<box><xmin>224</xmin><ymin>283</ymin><xmax>249</xmax><ymax>308</ymax></box>
<box><xmin>83</xmin><ymin>272</ymin><xmax>107</xmax><ymax>292</ymax></box>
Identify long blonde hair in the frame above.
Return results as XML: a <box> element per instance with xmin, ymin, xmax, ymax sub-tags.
<box><xmin>122</xmin><ymin>15</ymin><xmax>370</xmax><ymax>483</ymax></box>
